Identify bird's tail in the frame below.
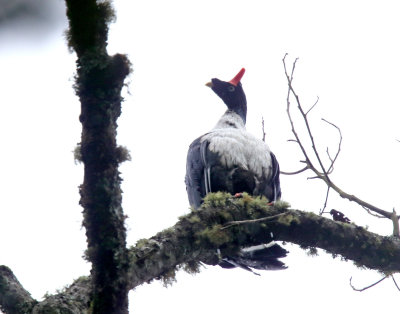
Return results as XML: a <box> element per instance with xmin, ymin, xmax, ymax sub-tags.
<box><xmin>218</xmin><ymin>242</ymin><xmax>287</xmax><ymax>275</ymax></box>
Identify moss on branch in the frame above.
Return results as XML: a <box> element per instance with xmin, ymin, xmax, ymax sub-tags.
<box><xmin>0</xmin><ymin>266</ymin><xmax>37</xmax><ymax>314</ymax></box>
<box><xmin>2</xmin><ymin>193</ymin><xmax>400</xmax><ymax>312</ymax></box>
<box><xmin>127</xmin><ymin>192</ymin><xmax>400</xmax><ymax>288</ymax></box>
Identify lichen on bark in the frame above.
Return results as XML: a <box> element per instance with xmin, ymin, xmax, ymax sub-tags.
<box><xmin>65</xmin><ymin>0</ymin><xmax>132</xmax><ymax>312</ymax></box>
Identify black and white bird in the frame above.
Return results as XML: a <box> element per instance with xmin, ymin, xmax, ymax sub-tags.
<box><xmin>185</xmin><ymin>68</ymin><xmax>287</xmax><ymax>272</ymax></box>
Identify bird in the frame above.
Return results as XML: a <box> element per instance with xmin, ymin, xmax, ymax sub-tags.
<box><xmin>185</xmin><ymin>68</ymin><xmax>287</xmax><ymax>272</ymax></box>
<box><xmin>330</xmin><ymin>209</ymin><xmax>351</xmax><ymax>223</ymax></box>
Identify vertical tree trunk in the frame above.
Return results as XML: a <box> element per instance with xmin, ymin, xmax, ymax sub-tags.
<box><xmin>65</xmin><ymin>1</ymin><xmax>131</xmax><ymax>312</ymax></box>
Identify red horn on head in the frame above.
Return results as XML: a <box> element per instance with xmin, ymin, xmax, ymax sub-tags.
<box><xmin>228</xmin><ymin>68</ymin><xmax>246</xmax><ymax>86</ymax></box>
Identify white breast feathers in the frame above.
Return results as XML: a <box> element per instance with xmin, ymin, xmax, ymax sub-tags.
<box><xmin>201</xmin><ymin>111</ymin><xmax>273</xmax><ymax>178</ymax></box>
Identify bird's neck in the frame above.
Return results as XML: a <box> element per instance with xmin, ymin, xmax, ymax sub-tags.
<box><xmin>232</xmin><ymin>106</ymin><xmax>247</xmax><ymax>124</ymax></box>
<box><xmin>213</xmin><ymin>110</ymin><xmax>246</xmax><ymax>130</ymax></box>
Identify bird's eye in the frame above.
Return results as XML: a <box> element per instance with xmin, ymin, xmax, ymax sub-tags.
<box><xmin>227</xmin><ymin>85</ymin><xmax>235</xmax><ymax>92</ymax></box>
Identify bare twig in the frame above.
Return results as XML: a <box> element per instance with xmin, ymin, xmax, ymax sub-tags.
<box><xmin>306</xmin><ymin>96</ymin><xmax>319</xmax><ymax>115</ymax></box>
<box><xmin>392</xmin><ymin>275</ymin><xmax>400</xmax><ymax>291</ymax></box>
<box><xmin>319</xmin><ymin>186</ymin><xmax>331</xmax><ymax>215</ymax></box>
<box><xmin>321</xmin><ymin>118</ymin><xmax>342</xmax><ymax>174</ymax></box>
<box><xmin>391</xmin><ymin>208</ymin><xmax>399</xmax><ymax>237</ymax></box>
<box><xmin>320</xmin><ymin>175</ymin><xmax>392</xmax><ymax>218</ymax></box>
<box><xmin>350</xmin><ymin>275</ymin><xmax>388</xmax><ymax>292</ymax></box>
<box><xmin>221</xmin><ymin>213</ymin><xmax>287</xmax><ymax>230</ymax></box>
<box><xmin>363</xmin><ymin>206</ymin><xmax>387</xmax><ymax>219</ymax></box>
<box><xmin>283</xmin><ymin>55</ymin><xmax>313</xmax><ymax>169</ymax></box>
<box><xmin>262</xmin><ymin>116</ymin><xmax>266</xmax><ymax>142</ymax></box>
<box><xmin>280</xmin><ymin>166</ymin><xmax>309</xmax><ymax>175</ymax></box>
<box><xmin>282</xmin><ymin>54</ymin><xmax>394</xmax><ymax>220</ymax></box>
<box><xmin>284</xmin><ymin>62</ymin><xmax>330</xmax><ymax>180</ymax></box>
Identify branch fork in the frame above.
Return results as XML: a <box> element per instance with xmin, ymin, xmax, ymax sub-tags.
<box><xmin>282</xmin><ymin>54</ymin><xmax>399</xmax><ymax>236</ymax></box>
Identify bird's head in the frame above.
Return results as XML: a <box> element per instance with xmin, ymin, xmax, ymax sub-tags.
<box><xmin>206</xmin><ymin>68</ymin><xmax>247</xmax><ymax>123</ymax></box>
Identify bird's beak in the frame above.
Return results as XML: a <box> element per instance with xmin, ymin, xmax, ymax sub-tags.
<box><xmin>205</xmin><ymin>81</ymin><xmax>213</xmax><ymax>88</ymax></box>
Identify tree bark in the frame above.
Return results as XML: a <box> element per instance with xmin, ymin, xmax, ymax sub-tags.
<box><xmin>65</xmin><ymin>0</ymin><xmax>131</xmax><ymax>312</ymax></box>
<box><xmin>127</xmin><ymin>193</ymin><xmax>400</xmax><ymax>288</ymax></box>
<box><xmin>31</xmin><ymin>277</ymin><xmax>91</xmax><ymax>314</ymax></box>
<box><xmin>2</xmin><ymin>193</ymin><xmax>400</xmax><ymax>312</ymax></box>
<box><xmin>0</xmin><ymin>266</ymin><xmax>37</xmax><ymax>314</ymax></box>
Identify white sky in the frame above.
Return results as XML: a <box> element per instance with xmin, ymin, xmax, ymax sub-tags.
<box><xmin>1</xmin><ymin>0</ymin><xmax>400</xmax><ymax>313</ymax></box>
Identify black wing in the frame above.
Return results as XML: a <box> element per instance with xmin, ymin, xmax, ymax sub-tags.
<box><xmin>185</xmin><ymin>134</ymin><xmax>225</xmax><ymax>209</ymax></box>
<box><xmin>269</xmin><ymin>152</ymin><xmax>281</xmax><ymax>201</ymax></box>
<box><xmin>185</xmin><ymin>136</ymin><xmax>209</xmax><ymax>209</ymax></box>
<box><xmin>254</xmin><ymin>151</ymin><xmax>281</xmax><ymax>202</ymax></box>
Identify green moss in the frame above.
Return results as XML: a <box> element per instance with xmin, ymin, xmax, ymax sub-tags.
<box><xmin>237</xmin><ymin>192</ymin><xmax>254</xmax><ymax>205</ymax></box>
<box><xmin>241</xmin><ymin>195</ymin><xmax>268</xmax><ymax>215</ymax></box>
<box><xmin>115</xmin><ymin>146</ymin><xmax>131</xmax><ymax>163</ymax></box>
<box><xmin>163</xmin><ymin>227</ymin><xmax>176</xmax><ymax>237</ymax></box>
<box><xmin>249</xmin><ymin>195</ymin><xmax>269</xmax><ymax>207</ymax></box>
<box><xmin>73</xmin><ymin>143</ymin><xmax>82</xmax><ymax>164</ymax></box>
<box><xmin>197</xmin><ymin>224</ymin><xmax>230</xmax><ymax>247</ymax></box>
<box><xmin>187</xmin><ymin>214</ymin><xmax>201</xmax><ymax>224</ymax></box>
<box><xmin>277</xmin><ymin>213</ymin><xmax>300</xmax><ymax>226</ymax></box>
<box><xmin>158</xmin><ymin>262</ymin><xmax>203</xmax><ymax>287</ymax></box>
<box><xmin>159</xmin><ymin>268</ymin><xmax>177</xmax><ymax>287</ymax></box>
<box><xmin>202</xmin><ymin>192</ymin><xmax>231</xmax><ymax>208</ymax></box>
<box><xmin>182</xmin><ymin>261</ymin><xmax>202</xmax><ymax>275</ymax></box>
<box><xmin>135</xmin><ymin>238</ymin><xmax>149</xmax><ymax>249</ymax></box>
<box><xmin>218</xmin><ymin>210</ymin><xmax>234</xmax><ymax>221</ymax></box>
<box><xmin>274</xmin><ymin>200</ymin><xmax>291</xmax><ymax>210</ymax></box>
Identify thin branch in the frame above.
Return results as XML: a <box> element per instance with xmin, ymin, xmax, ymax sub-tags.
<box><xmin>391</xmin><ymin>208</ymin><xmax>399</xmax><ymax>237</ymax></box>
<box><xmin>325</xmin><ymin>150</ymin><xmax>333</xmax><ymax>173</ymax></box>
<box><xmin>221</xmin><ymin>213</ymin><xmax>287</xmax><ymax>230</ymax></box>
<box><xmin>305</xmin><ymin>96</ymin><xmax>319</xmax><ymax>115</ymax></box>
<box><xmin>392</xmin><ymin>275</ymin><xmax>400</xmax><ymax>291</ymax></box>
<box><xmin>261</xmin><ymin>116</ymin><xmax>266</xmax><ymax>142</ymax></box>
<box><xmin>280</xmin><ymin>166</ymin><xmax>309</xmax><ymax>175</ymax></box>
<box><xmin>283</xmin><ymin>56</ymin><xmax>329</xmax><ymax>181</ymax></box>
<box><xmin>349</xmin><ymin>275</ymin><xmax>388</xmax><ymax>292</ymax></box>
<box><xmin>363</xmin><ymin>206</ymin><xmax>387</xmax><ymax>219</ymax></box>
<box><xmin>286</xmin><ymin>67</ymin><xmax>329</xmax><ymax>180</ymax></box>
<box><xmin>298</xmin><ymin>98</ymin><xmax>330</xmax><ymax>179</ymax></box>
<box><xmin>323</xmin><ymin>179</ymin><xmax>392</xmax><ymax>218</ymax></box>
<box><xmin>322</xmin><ymin>118</ymin><xmax>343</xmax><ymax>174</ymax></box>
<box><xmin>283</xmin><ymin>55</ymin><xmax>314</xmax><ymax>169</ymax></box>
<box><xmin>283</xmin><ymin>54</ymin><xmax>393</xmax><ymax>220</ymax></box>
<box><xmin>319</xmin><ymin>186</ymin><xmax>331</xmax><ymax>215</ymax></box>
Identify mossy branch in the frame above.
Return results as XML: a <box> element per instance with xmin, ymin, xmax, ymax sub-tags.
<box><xmin>31</xmin><ymin>277</ymin><xmax>92</xmax><ymax>314</ymax></box>
<box><xmin>0</xmin><ymin>267</ymin><xmax>91</xmax><ymax>314</ymax></box>
<box><xmin>2</xmin><ymin>193</ymin><xmax>400</xmax><ymax>312</ymax></box>
<box><xmin>0</xmin><ymin>266</ymin><xmax>37</xmax><ymax>314</ymax></box>
<box><xmin>126</xmin><ymin>192</ymin><xmax>400</xmax><ymax>288</ymax></box>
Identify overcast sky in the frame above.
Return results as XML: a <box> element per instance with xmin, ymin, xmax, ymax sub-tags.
<box><xmin>1</xmin><ymin>0</ymin><xmax>400</xmax><ymax>313</ymax></box>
